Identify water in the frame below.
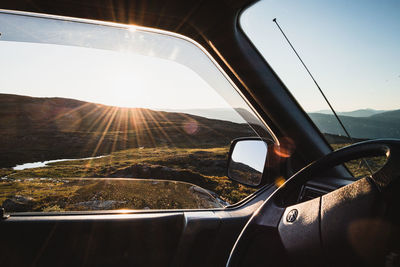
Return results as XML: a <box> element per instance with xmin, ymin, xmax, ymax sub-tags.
<box><xmin>13</xmin><ymin>155</ymin><xmax>107</xmax><ymax>170</ymax></box>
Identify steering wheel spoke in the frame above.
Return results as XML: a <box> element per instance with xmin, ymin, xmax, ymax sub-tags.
<box><xmin>278</xmin><ymin>197</ymin><xmax>322</xmax><ymax>265</ymax></box>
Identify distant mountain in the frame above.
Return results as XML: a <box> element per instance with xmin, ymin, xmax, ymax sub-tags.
<box><xmin>313</xmin><ymin>108</ymin><xmax>387</xmax><ymax>117</ymax></box>
<box><xmin>308</xmin><ymin>110</ymin><xmax>400</xmax><ymax>139</ymax></box>
<box><xmin>160</xmin><ymin>108</ymin><xmax>254</xmax><ymax>124</ymax></box>
<box><xmin>0</xmin><ymin>94</ymin><xmax>256</xmax><ymax>167</ymax></box>
<box><xmin>369</xmin><ymin>109</ymin><xmax>400</xmax><ymax>121</ymax></box>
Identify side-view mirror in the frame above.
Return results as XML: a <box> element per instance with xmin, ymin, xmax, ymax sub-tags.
<box><xmin>227</xmin><ymin>138</ymin><xmax>270</xmax><ymax>187</ymax></box>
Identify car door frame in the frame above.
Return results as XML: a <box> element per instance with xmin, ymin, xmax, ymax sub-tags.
<box><xmin>0</xmin><ymin>0</ymin><xmax>352</xmax><ymax>266</ymax></box>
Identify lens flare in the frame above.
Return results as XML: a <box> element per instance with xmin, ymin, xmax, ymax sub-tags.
<box><xmin>183</xmin><ymin>119</ymin><xmax>199</xmax><ymax>135</ymax></box>
<box><xmin>274</xmin><ymin>176</ymin><xmax>286</xmax><ymax>187</ymax></box>
<box><xmin>274</xmin><ymin>137</ymin><xmax>295</xmax><ymax>158</ymax></box>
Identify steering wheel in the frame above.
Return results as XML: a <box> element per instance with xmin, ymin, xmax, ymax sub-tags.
<box><xmin>227</xmin><ymin>139</ymin><xmax>400</xmax><ymax>267</ymax></box>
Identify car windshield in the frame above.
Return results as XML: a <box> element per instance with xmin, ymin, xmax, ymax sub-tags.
<box><xmin>241</xmin><ymin>0</ymin><xmax>399</xmax><ymax>176</ymax></box>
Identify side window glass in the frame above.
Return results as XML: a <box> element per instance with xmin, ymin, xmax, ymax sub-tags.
<box><xmin>0</xmin><ymin>11</ymin><xmax>274</xmax><ymax>212</ymax></box>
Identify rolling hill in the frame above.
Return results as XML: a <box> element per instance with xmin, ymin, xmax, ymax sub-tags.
<box><xmin>2</xmin><ymin>93</ymin><xmax>398</xmax><ymax>168</ymax></box>
<box><xmin>161</xmin><ymin>108</ymin><xmax>261</xmax><ymax>125</ymax></box>
<box><xmin>0</xmin><ymin>94</ymin><xmax>256</xmax><ymax>168</ymax></box>
<box><xmin>308</xmin><ymin>109</ymin><xmax>400</xmax><ymax>139</ymax></box>
<box><xmin>313</xmin><ymin>108</ymin><xmax>387</xmax><ymax>117</ymax></box>
<box><xmin>369</xmin><ymin>109</ymin><xmax>400</xmax><ymax>121</ymax></box>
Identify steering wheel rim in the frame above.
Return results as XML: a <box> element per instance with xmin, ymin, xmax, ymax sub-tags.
<box><xmin>227</xmin><ymin>139</ymin><xmax>400</xmax><ymax>267</ymax></box>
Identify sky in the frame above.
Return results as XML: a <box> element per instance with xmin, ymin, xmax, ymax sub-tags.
<box><xmin>0</xmin><ymin>11</ymin><xmax>241</xmax><ymax>111</ymax></box>
<box><xmin>1</xmin><ymin>2</ymin><xmax>399</xmax><ymax>114</ymax></box>
<box><xmin>0</xmin><ymin>41</ymin><xmax>232</xmax><ymax>110</ymax></box>
<box><xmin>240</xmin><ymin>0</ymin><xmax>400</xmax><ymax>112</ymax></box>
<box><xmin>231</xmin><ymin>140</ymin><xmax>267</xmax><ymax>172</ymax></box>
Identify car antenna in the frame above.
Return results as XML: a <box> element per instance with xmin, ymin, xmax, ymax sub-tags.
<box><xmin>272</xmin><ymin>18</ymin><xmax>373</xmax><ymax>174</ymax></box>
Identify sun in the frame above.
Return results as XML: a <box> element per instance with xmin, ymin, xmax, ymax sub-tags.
<box><xmin>103</xmin><ymin>69</ymin><xmax>148</xmax><ymax>108</ymax></box>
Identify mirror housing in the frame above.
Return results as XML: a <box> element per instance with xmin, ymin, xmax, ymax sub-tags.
<box><xmin>227</xmin><ymin>137</ymin><xmax>271</xmax><ymax>187</ymax></box>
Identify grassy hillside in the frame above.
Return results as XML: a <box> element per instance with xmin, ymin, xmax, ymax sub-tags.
<box><xmin>330</xmin><ymin>143</ymin><xmax>387</xmax><ymax>178</ymax></box>
<box><xmin>1</xmin><ymin>94</ymin><xmax>392</xmax><ymax>212</ymax></box>
<box><xmin>0</xmin><ymin>94</ymin><xmax>260</xmax><ymax>211</ymax></box>
<box><xmin>0</xmin><ymin>147</ymin><xmax>256</xmax><ymax>211</ymax></box>
<box><xmin>0</xmin><ymin>178</ymin><xmax>228</xmax><ymax>212</ymax></box>
<box><xmin>0</xmin><ymin>94</ymin><xmax>255</xmax><ymax>168</ymax></box>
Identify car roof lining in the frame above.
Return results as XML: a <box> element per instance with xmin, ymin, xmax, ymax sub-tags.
<box><xmin>0</xmin><ymin>0</ymin><xmax>255</xmax><ymax>32</ymax></box>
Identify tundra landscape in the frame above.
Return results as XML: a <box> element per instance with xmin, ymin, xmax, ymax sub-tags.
<box><xmin>0</xmin><ymin>94</ymin><xmax>258</xmax><ymax>211</ymax></box>
<box><xmin>0</xmin><ymin>94</ymin><xmax>391</xmax><ymax>212</ymax></box>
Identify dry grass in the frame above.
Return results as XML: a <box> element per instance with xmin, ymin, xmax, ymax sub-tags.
<box><xmin>0</xmin><ymin>147</ymin><xmax>256</xmax><ymax>212</ymax></box>
<box><xmin>331</xmin><ymin>143</ymin><xmax>387</xmax><ymax>178</ymax></box>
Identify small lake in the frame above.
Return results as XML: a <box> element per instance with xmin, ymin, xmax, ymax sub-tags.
<box><xmin>13</xmin><ymin>155</ymin><xmax>107</xmax><ymax>170</ymax></box>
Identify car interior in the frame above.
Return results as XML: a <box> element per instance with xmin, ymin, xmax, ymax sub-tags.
<box><xmin>0</xmin><ymin>0</ymin><xmax>399</xmax><ymax>266</ymax></box>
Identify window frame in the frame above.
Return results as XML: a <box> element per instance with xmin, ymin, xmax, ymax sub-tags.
<box><xmin>0</xmin><ymin>9</ymin><xmax>279</xmax><ymax>215</ymax></box>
